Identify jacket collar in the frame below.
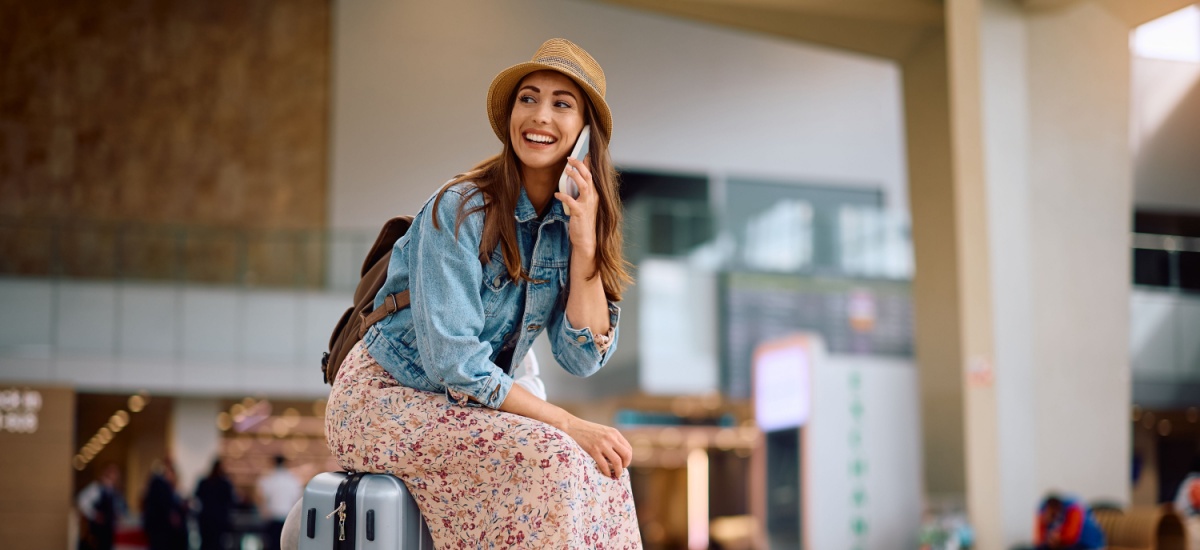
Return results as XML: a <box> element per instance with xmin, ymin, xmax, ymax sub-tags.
<box><xmin>514</xmin><ymin>185</ymin><xmax>568</xmax><ymax>225</ymax></box>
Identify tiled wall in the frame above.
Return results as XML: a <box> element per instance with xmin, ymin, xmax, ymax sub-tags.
<box><xmin>1</xmin><ymin>0</ymin><xmax>330</xmax><ymax>282</ymax></box>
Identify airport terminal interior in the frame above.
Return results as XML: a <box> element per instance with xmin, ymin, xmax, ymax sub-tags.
<box><xmin>2</xmin><ymin>0</ymin><xmax>1200</xmax><ymax>549</ymax></box>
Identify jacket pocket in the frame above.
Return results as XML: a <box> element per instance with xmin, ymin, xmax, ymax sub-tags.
<box><xmin>482</xmin><ymin>252</ymin><xmax>512</xmax><ymax>317</ymax></box>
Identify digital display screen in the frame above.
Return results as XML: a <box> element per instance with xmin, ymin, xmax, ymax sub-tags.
<box><xmin>753</xmin><ymin>339</ymin><xmax>812</xmax><ymax>432</ymax></box>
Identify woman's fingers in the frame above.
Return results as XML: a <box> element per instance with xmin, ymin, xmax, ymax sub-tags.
<box><xmin>601</xmin><ymin>427</ymin><xmax>632</xmax><ymax>474</ymax></box>
<box><xmin>560</xmin><ymin>156</ymin><xmax>597</xmax><ymax>227</ymax></box>
<box><xmin>554</xmin><ymin>191</ymin><xmax>579</xmax><ymax>212</ymax></box>
<box><xmin>586</xmin><ymin>441</ymin><xmax>626</xmax><ymax>479</ymax></box>
<box><xmin>586</xmin><ymin>442</ymin><xmax>620</xmax><ymax>478</ymax></box>
<box><xmin>566</xmin><ymin>157</ymin><xmax>594</xmax><ymax>198</ymax></box>
<box><xmin>588</xmin><ymin>449</ymin><xmax>611</xmax><ymax>476</ymax></box>
<box><xmin>615</xmin><ymin>437</ymin><xmax>633</xmax><ymax>469</ymax></box>
<box><xmin>601</xmin><ymin>447</ymin><xmax>623</xmax><ymax>479</ymax></box>
<box><xmin>568</xmin><ymin>419</ymin><xmax>632</xmax><ymax>480</ymax></box>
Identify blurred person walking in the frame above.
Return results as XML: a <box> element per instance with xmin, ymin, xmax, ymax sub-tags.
<box><xmin>194</xmin><ymin>458</ymin><xmax>237</xmax><ymax>550</ymax></box>
<box><xmin>256</xmin><ymin>455</ymin><xmax>300</xmax><ymax>550</ymax></box>
<box><xmin>324</xmin><ymin>38</ymin><xmax>640</xmax><ymax>547</ymax></box>
<box><xmin>142</xmin><ymin>459</ymin><xmax>189</xmax><ymax>550</ymax></box>
<box><xmin>1034</xmin><ymin>494</ymin><xmax>1105</xmax><ymax>550</ymax></box>
<box><xmin>1175</xmin><ymin>457</ymin><xmax>1200</xmax><ymax>550</ymax></box>
<box><xmin>76</xmin><ymin>463</ymin><xmax>125</xmax><ymax>550</ymax></box>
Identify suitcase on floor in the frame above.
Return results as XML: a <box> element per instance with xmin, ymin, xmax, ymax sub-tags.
<box><xmin>298</xmin><ymin>471</ymin><xmax>434</xmax><ymax>550</ymax></box>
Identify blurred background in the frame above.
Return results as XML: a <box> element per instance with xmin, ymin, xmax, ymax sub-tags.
<box><xmin>1</xmin><ymin>0</ymin><xmax>1199</xmax><ymax>549</ymax></box>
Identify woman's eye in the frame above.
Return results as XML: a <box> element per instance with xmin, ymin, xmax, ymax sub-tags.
<box><xmin>519</xmin><ymin>95</ymin><xmax>536</xmax><ymax>104</ymax></box>
<box><xmin>555</xmin><ymin>101</ymin><xmax>573</xmax><ymax>109</ymax></box>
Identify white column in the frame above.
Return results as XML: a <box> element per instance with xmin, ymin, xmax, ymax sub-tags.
<box><xmin>1024</xmin><ymin>0</ymin><xmax>1132</xmax><ymax>506</ymax></box>
<box><xmin>967</xmin><ymin>0</ymin><xmax>1133</xmax><ymax>546</ymax></box>
<box><xmin>170</xmin><ymin>397</ymin><xmax>223</xmax><ymax>499</ymax></box>
<box><xmin>907</xmin><ymin>1</ymin><xmax>1134</xmax><ymax>547</ymax></box>
<box><xmin>979</xmin><ymin>0</ymin><xmax>1040</xmax><ymax>545</ymax></box>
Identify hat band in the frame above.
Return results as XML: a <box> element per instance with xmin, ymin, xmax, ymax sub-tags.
<box><xmin>535</xmin><ymin>55</ymin><xmax>599</xmax><ymax>93</ymax></box>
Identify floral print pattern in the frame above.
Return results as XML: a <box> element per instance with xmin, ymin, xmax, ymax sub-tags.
<box><xmin>326</xmin><ymin>341</ymin><xmax>642</xmax><ymax>549</ymax></box>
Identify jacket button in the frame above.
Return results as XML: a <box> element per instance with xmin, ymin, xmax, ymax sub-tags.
<box><xmin>576</xmin><ymin>335</ymin><xmax>587</xmax><ymax>343</ymax></box>
<box><xmin>493</xmin><ymin>276</ymin><xmax>503</xmax><ymax>286</ymax></box>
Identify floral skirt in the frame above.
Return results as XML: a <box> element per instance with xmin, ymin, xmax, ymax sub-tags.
<box><xmin>325</xmin><ymin>341</ymin><xmax>642</xmax><ymax>549</ymax></box>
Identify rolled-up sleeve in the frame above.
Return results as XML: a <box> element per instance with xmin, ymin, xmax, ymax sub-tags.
<box><xmin>547</xmin><ymin>300</ymin><xmax>621</xmax><ymax>377</ymax></box>
<box><xmin>408</xmin><ymin>189</ymin><xmax>512</xmax><ymax>409</ymax></box>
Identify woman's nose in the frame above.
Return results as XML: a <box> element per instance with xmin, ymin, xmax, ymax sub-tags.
<box><xmin>532</xmin><ymin>103</ymin><xmax>552</xmax><ymax>124</ymax></box>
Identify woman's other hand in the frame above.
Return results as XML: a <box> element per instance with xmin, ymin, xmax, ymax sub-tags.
<box><xmin>564</xmin><ymin>417</ymin><xmax>632</xmax><ymax>480</ymax></box>
<box><xmin>554</xmin><ymin>155</ymin><xmax>598</xmax><ymax>257</ymax></box>
<box><xmin>499</xmin><ymin>382</ymin><xmax>631</xmax><ymax>479</ymax></box>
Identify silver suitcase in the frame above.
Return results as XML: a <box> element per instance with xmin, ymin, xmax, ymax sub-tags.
<box><xmin>298</xmin><ymin>472</ymin><xmax>434</xmax><ymax>550</ymax></box>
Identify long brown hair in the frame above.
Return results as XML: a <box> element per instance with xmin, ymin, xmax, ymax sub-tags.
<box><xmin>432</xmin><ymin>87</ymin><xmax>631</xmax><ymax>302</ymax></box>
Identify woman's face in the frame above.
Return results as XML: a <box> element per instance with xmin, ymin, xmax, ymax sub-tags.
<box><xmin>508</xmin><ymin>70</ymin><xmax>587</xmax><ymax>175</ymax></box>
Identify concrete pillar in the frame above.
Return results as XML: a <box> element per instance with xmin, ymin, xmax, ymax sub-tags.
<box><xmin>902</xmin><ymin>2</ymin><xmax>1004</xmax><ymax>546</ymax></box>
<box><xmin>903</xmin><ymin>1</ymin><xmax>1134</xmax><ymax>548</ymax></box>
<box><xmin>902</xmin><ymin>28</ymin><xmax>969</xmax><ymax>502</ymax></box>
<box><xmin>943</xmin><ymin>0</ymin><xmax>1007</xmax><ymax>543</ymax></box>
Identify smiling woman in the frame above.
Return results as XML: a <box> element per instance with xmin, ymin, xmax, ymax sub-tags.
<box><xmin>510</xmin><ymin>72</ymin><xmax>587</xmax><ymax>185</ymax></box>
<box><xmin>323</xmin><ymin>39</ymin><xmax>642</xmax><ymax>548</ymax></box>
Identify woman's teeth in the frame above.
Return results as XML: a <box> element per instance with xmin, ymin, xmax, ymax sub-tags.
<box><xmin>524</xmin><ymin>133</ymin><xmax>556</xmax><ymax>144</ymax></box>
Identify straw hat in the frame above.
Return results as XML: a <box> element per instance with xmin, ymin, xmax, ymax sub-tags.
<box><xmin>487</xmin><ymin>38</ymin><xmax>611</xmax><ymax>142</ymax></box>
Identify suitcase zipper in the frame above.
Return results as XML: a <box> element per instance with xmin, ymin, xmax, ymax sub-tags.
<box><xmin>331</xmin><ymin>472</ymin><xmax>366</xmax><ymax>549</ymax></box>
<box><xmin>325</xmin><ymin>501</ymin><xmax>347</xmax><ymax>541</ymax></box>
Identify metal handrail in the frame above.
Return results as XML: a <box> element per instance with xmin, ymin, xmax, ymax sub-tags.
<box><xmin>1132</xmin><ymin>233</ymin><xmax>1200</xmax><ymax>253</ymax></box>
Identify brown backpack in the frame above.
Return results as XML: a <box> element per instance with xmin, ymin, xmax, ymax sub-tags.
<box><xmin>320</xmin><ymin>214</ymin><xmax>498</xmax><ymax>385</ymax></box>
<box><xmin>321</xmin><ymin>216</ymin><xmax>414</xmax><ymax>384</ymax></box>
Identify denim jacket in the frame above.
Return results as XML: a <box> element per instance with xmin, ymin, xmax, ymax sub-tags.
<box><xmin>362</xmin><ymin>182</ymin><xmax>621</xmax><ymax>409</ymax></box>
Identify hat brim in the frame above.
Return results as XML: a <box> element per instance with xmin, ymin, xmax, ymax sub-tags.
<box><xmin>487</xmin><ymin>62</ymin><xmax>612</xmax><ymax>143</ymax></box>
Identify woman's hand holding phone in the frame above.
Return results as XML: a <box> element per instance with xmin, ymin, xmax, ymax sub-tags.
<box><xmin>555</xmin><ymin>125</ymin><xmax>596</xmax><ymax>255</ymax></box>
<box><xmin>555</xmin><ymin>125</ymin><xmax>614</xmax><ymax>362</ymax></box>
<box><xmin>555</xmin><ymin>156</ymin><xmax>598</xmax><ymax>257</ymax></box>
<box><xmin>557</xmin><ymin>125</ymin><xmax>590</xmax><ymax>216</ymax></box>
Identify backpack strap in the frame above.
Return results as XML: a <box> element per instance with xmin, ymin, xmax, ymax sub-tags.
<box><xmin>356</xmin><ymin>290</ymin><xmax>411</xmax><ymax>339</ymax></box>
<box><xmin>357</xmin><ymin>211</ymin><xmax>500</xmax><ymax>339</ymax></box>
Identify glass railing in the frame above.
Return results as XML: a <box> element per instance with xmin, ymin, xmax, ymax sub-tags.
<box><xmin>623</xmin><ymin>197</ymin><xmax>715</xmax><ymax>260</ymax></box>
<box><xmin>624</xmin><ymin>196</ymin><xmax>914</xmax><ymax>280</ymax></box>
<box><xmin>19</xmin><ymin>221</ymin><xmax>1179</xmax><ymax>293</ymax></box>
<box><xmin>0</xmin><ymin>218</ymin><xmax>377</xmax><ymax>292</ymax></box>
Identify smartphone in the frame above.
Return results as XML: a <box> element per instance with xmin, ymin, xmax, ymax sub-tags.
<box><xmin>558</xmin><ymin>125</ymin><xmax>591</xmax><ymax>200</ymax></box>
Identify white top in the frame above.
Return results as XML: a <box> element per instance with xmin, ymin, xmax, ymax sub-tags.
<box><xmin>1177</xmin><ymin>473</ymin><xmax>1200</xmax><ymax>518</ymax></box>
<box><xmin>257</xmin><ymin>467</ymin><xmax>302</xmax><ymax>520</ymax></box>
<box><xmin>514</xmin><ymin>350</ymin><xmax>547</xmax><ymax>400</ymax></box>
<box><xmin>76</xmin><ymin>481</ymin><xmax>105</xmax><ymax>522</ymax></box>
